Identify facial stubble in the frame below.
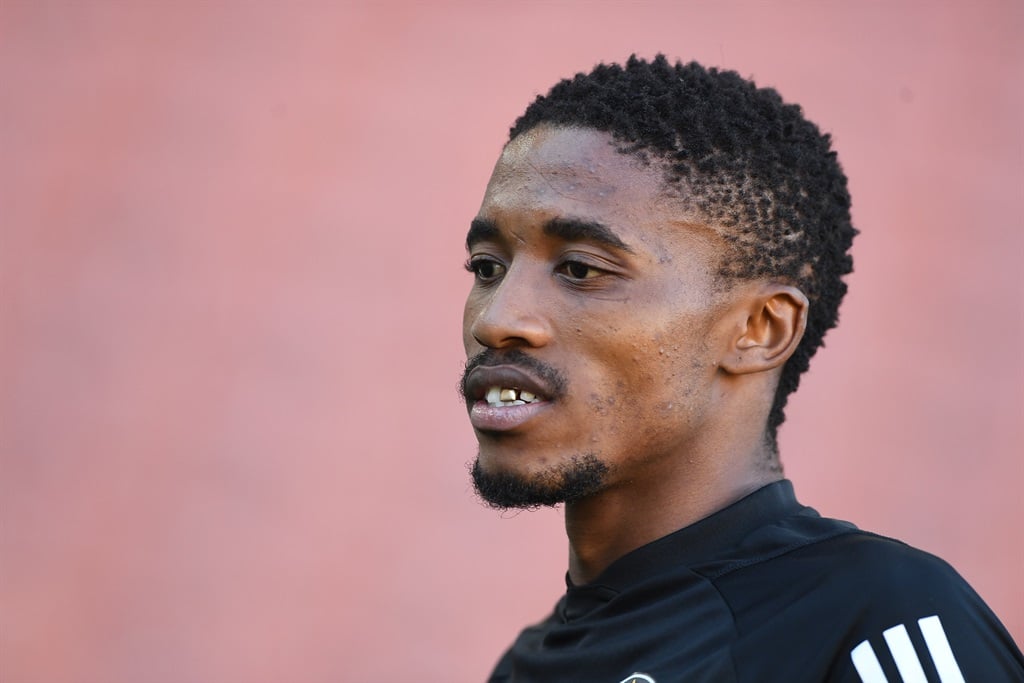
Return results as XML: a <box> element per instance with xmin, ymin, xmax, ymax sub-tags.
<box><xmin>470</xmin><ymin>451</ymin><xmax>610</xmax><ymax>510</ymax></box>
<box><xmin>461</xmin><ymin>348</ymin><xmax>610</xmax><ymax>509</ymax></box>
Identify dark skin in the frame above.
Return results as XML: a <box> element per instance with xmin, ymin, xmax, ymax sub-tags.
<box><xmin>463</xmin><ymin>125</ymin><xmax>808</xmax><ymax>585</ymax></box>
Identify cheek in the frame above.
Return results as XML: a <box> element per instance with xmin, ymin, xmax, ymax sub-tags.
<box><xmin>593</xmin><ymin>316</ymin><xmax>716</xmax><ymax>420</ymax></box>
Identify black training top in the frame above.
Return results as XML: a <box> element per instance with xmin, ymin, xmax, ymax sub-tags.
<box><xmin>488</xmin><ymin>480</ymin><xmax>1024</xmax><ymax>683</ymax></box>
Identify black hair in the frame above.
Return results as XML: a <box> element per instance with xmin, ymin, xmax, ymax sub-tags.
<box><xmin>510</xmin><ymin>55</ymin><xmax>856</xmax><ymax>456</ymax></box>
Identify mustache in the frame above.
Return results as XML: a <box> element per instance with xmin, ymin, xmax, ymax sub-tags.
<box><xmin>459</xmin><ymin>348</ymin><xmax>569</xmax><ymax>400</ymax></box>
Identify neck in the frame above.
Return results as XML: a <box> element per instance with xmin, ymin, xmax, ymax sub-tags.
<box><xmin>563</xmin><ymin>441</ymin><xmax>780</xmax><ymax>586</ymax></box>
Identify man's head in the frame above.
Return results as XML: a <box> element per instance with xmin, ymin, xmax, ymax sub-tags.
<box><xmin>462</xmin><ymin>56</ymin><xmax>855</xmax><ymax>509</ymax></box>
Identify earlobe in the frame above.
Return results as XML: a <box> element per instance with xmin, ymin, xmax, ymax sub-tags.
<box><xmin>720</xmin><ymin>285</ymin><xmax>808</xmax><ymax>375</ymax></box>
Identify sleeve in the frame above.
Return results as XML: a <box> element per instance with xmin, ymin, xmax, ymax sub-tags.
<box><xmin>722</xmin><ymin>530</ymin><xmax>1023</xmax><ymax>682</ymax></box>
<box><xmin>823</xmin><ymin>534</ymin><xmax>1024</xmax><ymax>682</ymax></box>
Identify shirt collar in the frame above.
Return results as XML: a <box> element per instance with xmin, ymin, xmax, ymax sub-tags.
<box><xmin>566</xmin><ymin>479</ymin><xmax>804</xmax><ymax>595</ymax></box>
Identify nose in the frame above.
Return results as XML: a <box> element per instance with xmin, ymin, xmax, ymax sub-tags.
<box><xmin>466</xmin><ymin>267</ymin><xmax>553</xmax><ymax>350</ymax></box>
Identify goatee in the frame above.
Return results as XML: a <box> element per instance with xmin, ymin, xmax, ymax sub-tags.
<box><xmin>470</xmin><ymin>453</ymin><xmax>609</xmax><ymax>509</ymax></box>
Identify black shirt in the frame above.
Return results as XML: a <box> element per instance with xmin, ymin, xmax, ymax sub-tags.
<box><xmin>488</xmin><ymin>480</ymin><xmax>1024</xmax><ymax>682</ymax></box>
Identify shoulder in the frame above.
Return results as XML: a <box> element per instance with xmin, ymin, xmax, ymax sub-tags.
<box><xmin>782</xmin><ymin>530</ymin><xmax>1000</xmax><ymax>624</ymax></box>
<box><xmin>716</xmin><ymin>528</ymin><xmax>1024</xmax><ymax>681</ymax></box>
<box><xmin>788</xmin><ymin>529</ymin><xmax>972</xmax><ymax>601</ymax></box>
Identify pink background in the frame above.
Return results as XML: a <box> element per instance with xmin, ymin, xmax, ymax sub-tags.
<box><xmin>1</xmin><ymin>1</ymin><xmax>1021</xmax><ymax>680</ymax></box>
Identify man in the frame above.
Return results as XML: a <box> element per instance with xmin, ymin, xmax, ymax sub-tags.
<box><xmin>460</xmin><ymin>56</ymin><xmax>1023</xmax><ymax>682</ymax></box>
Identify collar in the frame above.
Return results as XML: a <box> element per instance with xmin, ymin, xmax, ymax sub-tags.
<box><xmin>565</xmin><ymin>479</ymin><xmax>805</xmax><ymax>597</ymax></box>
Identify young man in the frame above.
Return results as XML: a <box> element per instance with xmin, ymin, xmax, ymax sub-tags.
<box><xmin>460</xmin><ymin>56</ymin><xmax>1023</xmax><ymax>682</ymax></box>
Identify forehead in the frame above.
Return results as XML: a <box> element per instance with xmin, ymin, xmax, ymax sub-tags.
<box><xmin>482</xmin><ymin>126</ymin><xmax>665</xmax><ymax>216</ymax></box>
<box><xmin>478</xmin><ymin>126</ymin><xmax>723</xmax><ymax>259</ymax></box>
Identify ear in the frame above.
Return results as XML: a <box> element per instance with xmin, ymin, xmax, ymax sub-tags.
<box><xmin>719</xmin><ymin>284</ymin><xmax>808</xmax><ymax>375</ymax></box>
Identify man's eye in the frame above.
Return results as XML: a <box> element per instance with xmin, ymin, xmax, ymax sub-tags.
<box><xmin>557</xmin><ymin>260</ymin><xmax>601</xmax><ymax>280</ymax></box>
<box><xmin>466</xmin><ymin>257</ymin><xmax>505</xmax><ymax>282</ymax></box>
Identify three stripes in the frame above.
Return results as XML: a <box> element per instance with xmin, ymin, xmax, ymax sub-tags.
<box><xmin>851</xmin><ymin>615</ymin><xmax>965</xmax><ymax>683</ymax></box>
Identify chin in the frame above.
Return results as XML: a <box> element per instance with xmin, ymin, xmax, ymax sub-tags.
<box><xmin>470</xmin><ymin>452</ymin><xmax>609</xmax><ymax>510</ymax></box>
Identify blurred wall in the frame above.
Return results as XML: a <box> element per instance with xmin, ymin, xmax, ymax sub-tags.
<box><xmin>1</xmin><ymin>1</ymin><xmax>1021</xmax><ymax>680</ymax></box>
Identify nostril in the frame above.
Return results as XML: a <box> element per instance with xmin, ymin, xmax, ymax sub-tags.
<box><xmin>471</xmin><ymin>330</ymin><xmax>491</xmax><ymax>348</ymax></box>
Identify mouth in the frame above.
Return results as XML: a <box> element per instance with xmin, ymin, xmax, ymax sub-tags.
<box><xmin>482</xmin><ymin>386</ymin><xmax>543</xmax><ymax>407</ymax></box>
<box><xmin>463</xmin><ymin>364</ymin><xmax>557</xmax><ymax>433</ymax></box>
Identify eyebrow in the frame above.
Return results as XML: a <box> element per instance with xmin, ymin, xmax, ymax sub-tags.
<box><xmin>543</xmin><ymin>217</ymin><xmax>634</xmax><ymax>254</ymax></box>
<box><xmin>465</xmin><ymin>216</ymin><xmax>635</xmax><ymax>254</ymax></box>
<box><xmin>466</xmin><ymin>218</ymin><xmax>499</xmax><ymax>251</ymax></box>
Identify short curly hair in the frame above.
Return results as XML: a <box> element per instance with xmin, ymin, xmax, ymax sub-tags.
<box><xmin>510</xmin><ymin>55</ymin><xmax>856</xmax><ymax>456</ymax></box>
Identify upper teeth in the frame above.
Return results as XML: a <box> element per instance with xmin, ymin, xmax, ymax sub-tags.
<box><xmin>486</xmin><ymin>386</ymin><xmax>540</xmax><ymax>407</ymax></box>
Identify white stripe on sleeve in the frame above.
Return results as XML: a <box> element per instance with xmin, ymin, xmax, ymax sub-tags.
<box><xmin>919</xmin><ymin>615</ymin><xmax>966</xmax><ymax>683</ymax></box>
<box><xmin>851</xmin><ymin>640</ymin><xmax>889</xmax><ymax>683</ymax></box>
<box><xmin>883</xmin><ymin>623</ymin><xmax>927</xmax><ymax>683</ymax></box>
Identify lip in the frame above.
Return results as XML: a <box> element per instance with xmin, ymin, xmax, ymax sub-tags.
<box><xmin>464</xmin><ymin>364</ymin><xmax>555</xmax><ymax>403</ymax></box>
<box><xmin>464</xmin><ymin>364</ymin><xmax>556</xmax><ymax>433</ymax></box>
<box><xmin>469</xmin><ymin>400</ymin><xmax>550</xmax><ymax>433</ymax></box>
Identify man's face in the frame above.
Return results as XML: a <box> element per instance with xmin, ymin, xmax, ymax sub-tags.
<box><xmin>462</xmin><ymin>125</ymin><xmax>741</xmax><ymax>509</ymax></box>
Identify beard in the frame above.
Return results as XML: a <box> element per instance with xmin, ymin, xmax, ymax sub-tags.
<box><xmin>470</xmin><ymin>452</ymin><xmax>609</xmax><ymax>510</ymax></box>
<box><xmin>462</xmin><ymin>348</ymin><xmax>601</xmax><ymax>508</ymax></box>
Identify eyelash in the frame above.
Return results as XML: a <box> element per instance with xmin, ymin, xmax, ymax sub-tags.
<box><xmin>557</xmin><ymin>260</ymin><xmax>599</xmax><ymax>280</ymax></box>
<box><xmin>465</xmin><ymin>257</ymin><xmax>505</xmax><ymax>282</ymax></box>
<box><xmin>465</xmin><ymin>256</ymin><xmax>605</xmax><ymax>284</ymax></box>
